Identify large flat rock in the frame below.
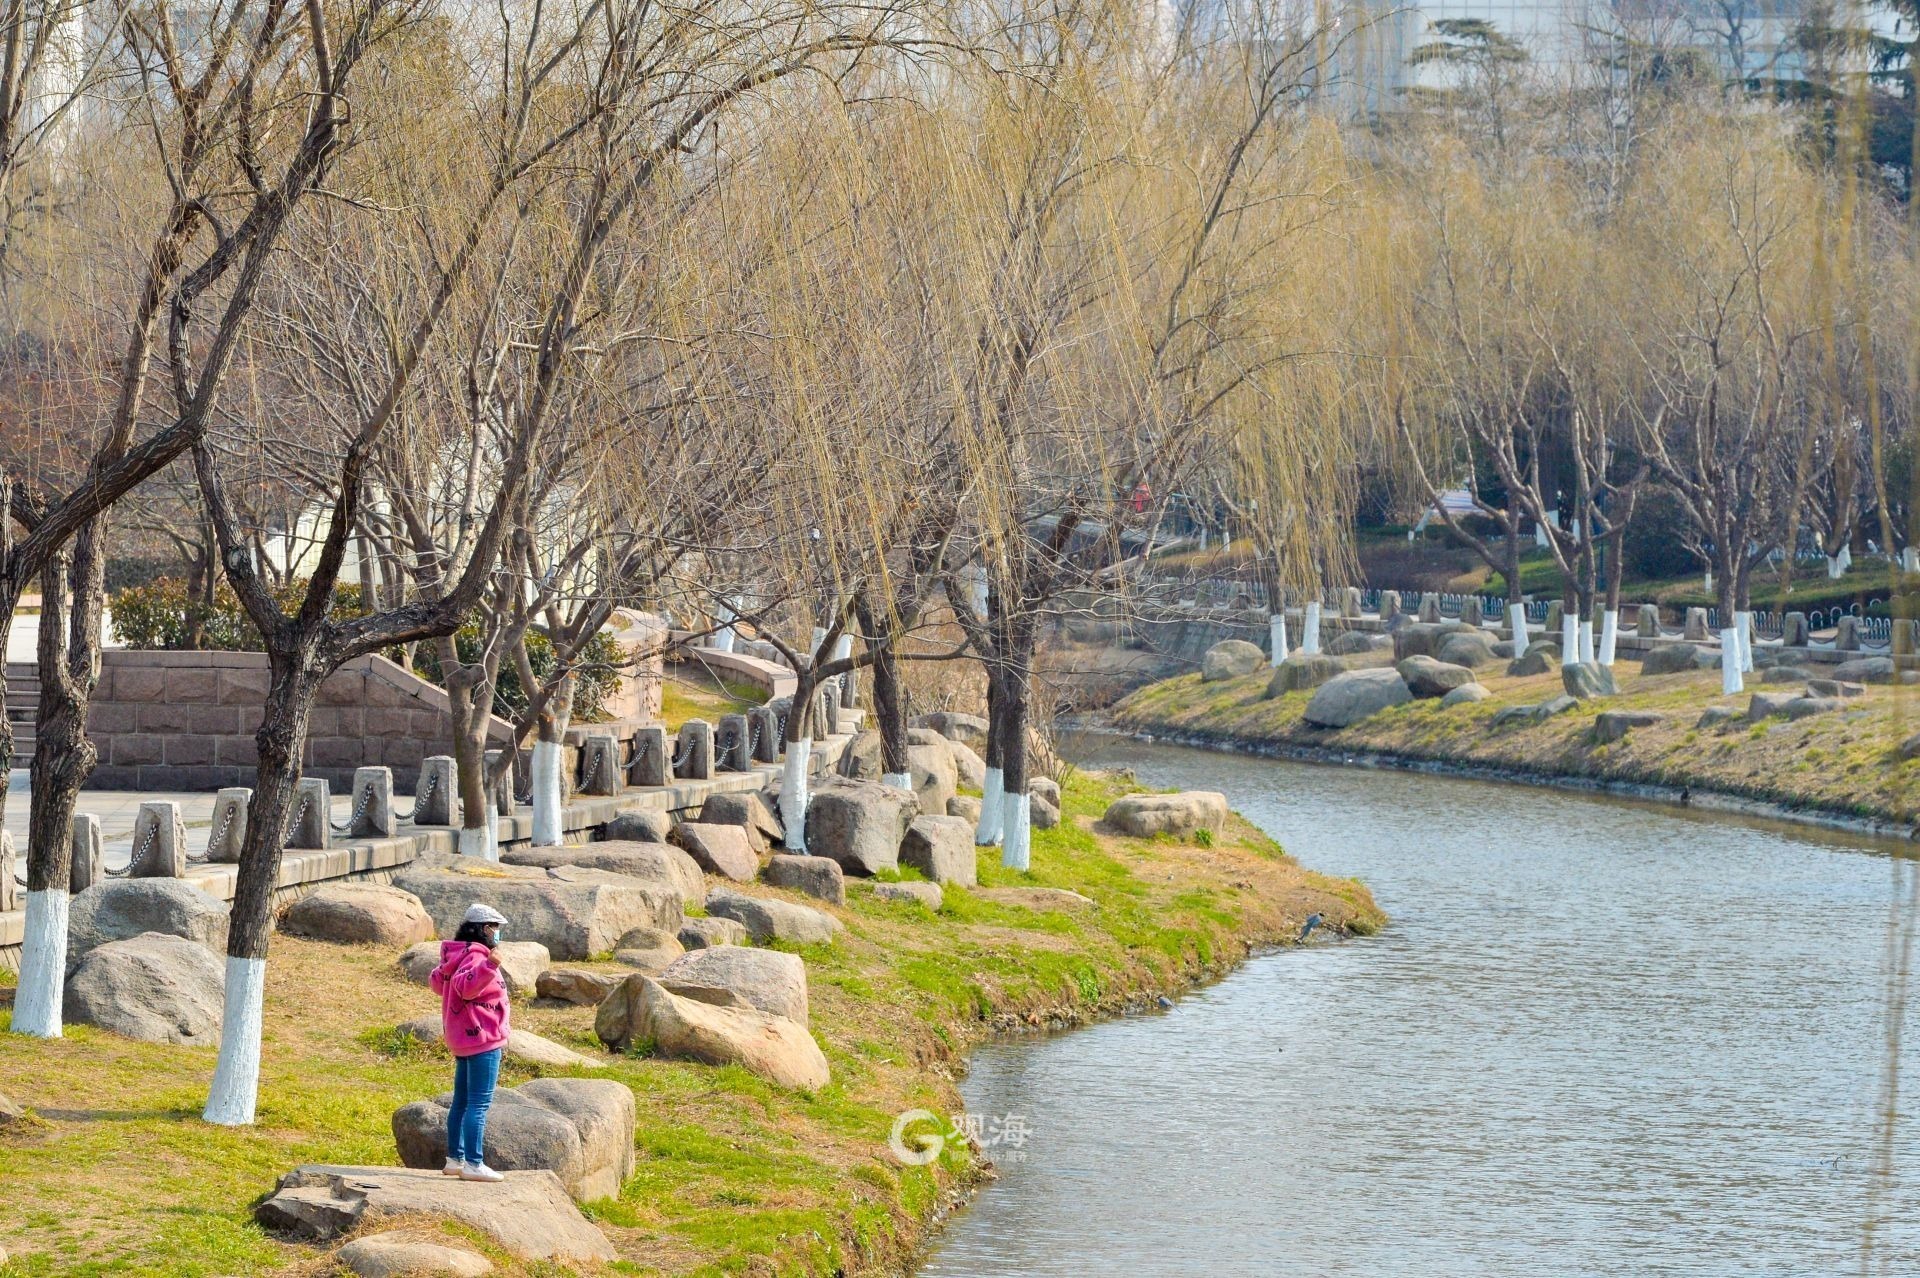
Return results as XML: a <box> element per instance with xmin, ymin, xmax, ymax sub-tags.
<box><xmin>64</xmin><ymin>931</ymin><xmax>224</xmax><ymax>1045</ymax></box>
<box><xmin>67</xmin><ymin>879</ymin><xmax>229</xmax><ymax>971</ymax></box>
<box><xmin>394</xmin><ymin>860</ymin><xmax>682</xmax><ymax>961</ymax></box>
<box><xmin>501</xmin><ymin>841</ymin><xmax>704</xmax><ymax>904</ymax></box>
<box><xmin>393</xmin><ymin>1077</ymin><xmax>634</xmax><ymax>1202</ymax></box>
<box><xmin>255</xmin><ymin>1165</ymin><xmax>614</xmax><ymax>1261</ymax></box>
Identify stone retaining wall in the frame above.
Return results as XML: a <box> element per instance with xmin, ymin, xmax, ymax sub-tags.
<box><xmin>86</xmin><ymin>651</ymin><xmax>514</xmax><ymax>792</ymax></box>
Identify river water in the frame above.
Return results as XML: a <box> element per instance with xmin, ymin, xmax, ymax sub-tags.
<box><xmin>919</xmin><ymin>739</ymin><xmax>1920</xmax><ymax>1277</ymax></box>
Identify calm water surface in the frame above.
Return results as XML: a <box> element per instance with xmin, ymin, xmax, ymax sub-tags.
<box><xmin>919</xmin><ymin>739</ymin><xmax>1920</xmax><ymax>1277</ymax></box>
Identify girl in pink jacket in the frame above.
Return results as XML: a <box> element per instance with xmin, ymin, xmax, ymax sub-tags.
<box><xmin>429</xmin><ymin>903</ymin><xmax>511</xmax><ymax>1182</ymax></box>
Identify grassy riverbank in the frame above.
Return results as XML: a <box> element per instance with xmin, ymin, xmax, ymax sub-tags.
<box><xmin>0</xmin><ymin>771</ymin><xmax>1379</xmax><ymax>1278</ymax></box>
<box><xmin>1114</xmin><ymin>657</ymin><xmax>1920</xmax><ymax>830</ymax></box>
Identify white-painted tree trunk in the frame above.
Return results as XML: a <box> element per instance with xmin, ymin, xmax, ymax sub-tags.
<box><xmin>1903</xmin><ymin>547</ymin><xmax>1918</xmax><ymax>575</ymax></box>
<box><xmin>1268</xmin><ymin>613</ymin><xmax>1288</xmax><ymax>666</ymax></box>
<box><xmin>1302</xmin><ymin>602</ymin><xmax>1321</xmax><ymax>655</ymax></box>
<box><xmin>1598</xmin><ymin>609</ymin><xmax>1619</xmax><ymax>667</ymax></box>
<box><xmin>1534</xmin><ymin>524</ymin><xmax>1550</xmax><ymax>548</ymax></box>
<box><xmin>1826</xmin><ymin>554</ymin><xmax>1846</xmax><ymax>580</ymax></box>
<box><xmin>781</xmin><ymin>739</ymin><xmax>811</xmax><ymax>853</ymax></box>
<box><xmin>457</xmin><ymin>805</ymin><xmax>500</xmax><ymax>861</ymax></box>
<box><xmin>882</xmin><ymin>771</ymin><xmax>912</xmax><ymax>791</ymax></box>
<box><xmin>831</xmin><ymin>634</ymin><xmax>853</xmax><ymax>664</ymax></box>
<box><xmin>1509</xmin><ymin>603</ymin><xmax>1530</xmax><ymax>657</ymax></box>
<box><xmin>530</xmin><ymin>740</ymin><xmax>563</xmax><ymax>847</ymax></box>
<box><xmin>977</xmin><ymin>767</ymin><xmax>1005</xmax><ymax>847</ymax></box>
<box><xmin>1720</xmin><ymin>628</ymin><xmax>1744</xmax><ymax>695</ymax></box>
<box><xmin>1561</xmin><ymin>614</ymin><xmax>1579</xmax><ymax>665</ymax></box>
<box><xmin>203</xmin><ymin>956</ymin><xmax>268</xmax><ymax>1126</ymax></box>
<box><xmin>1001</xmin><ymin>792</ymin><xmax>1032</xmax><ymax>871</ymax></box>
<box><xmin>1736</xmin><ymin>611</ymin><xmax>1754</xmax><ymax>673</ymax></box>
<box><xmin>713</xmin><ymin>602</ymin><xmax>737</xmax><ymax>653</ymax></box>
<box><xmin>1704</xmin><ymin>568</ymin><xmax>1714</xmax><ymax>593</ymax></box>
<box><xmin>11</xmin><ymin>888</ymin><xmax>69</xmax><ymax>1038</ymax></box>
<box><xmin>1578</xmin><ymin>620</ymin><xmax>1596</xmax><ymax>665</ymax></box>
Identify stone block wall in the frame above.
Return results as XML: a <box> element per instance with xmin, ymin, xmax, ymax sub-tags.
<box><xmin>88</xmin><ymin>651</ymin><xmax>513</xmax><ymax>792</ymax></box>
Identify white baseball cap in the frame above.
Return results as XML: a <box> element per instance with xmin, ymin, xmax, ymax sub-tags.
<box><xmin>462</xmin><ymin>903</ymin><xmax>508</xmax><ymax>926</ymax></box>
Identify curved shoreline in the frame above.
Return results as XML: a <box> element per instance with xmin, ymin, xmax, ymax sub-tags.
<box><xmin>1082</xmin><ymin>719</ymin><xmax>1920</xmax><ymax>847</ymax></box>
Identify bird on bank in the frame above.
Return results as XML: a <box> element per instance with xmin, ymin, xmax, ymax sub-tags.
<box><xmin>1298</xmin><ymin>913</ymin><xmax>1322</xmax><ymax>942</ymax></box>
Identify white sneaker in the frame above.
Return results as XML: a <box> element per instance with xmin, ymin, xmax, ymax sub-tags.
<box><xmin>441</xmin><ymin>1158</ymin><xmax>463</xmax><ymax>1177</ymax></box>
<box><xmin>460</xmin><ymin>1162</ymin><xmax>505</xmax><ymax>1182</ymax></box>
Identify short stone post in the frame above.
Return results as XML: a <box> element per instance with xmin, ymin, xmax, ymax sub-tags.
<box><xmin>749</xmin><ymin>706</ymin><xmax>780</xmax><ymax>763</ymax></box>
<box><xmin>348</xmin><ymin>766</ymin><xmax>397</xmax><ymax>839</ymax></box>
<box><xmin>1837</xmin><ymin>615</ymin><xmax>1862</xmax><ymax>651</ymax></box>
<box><xmin>839</xmin><ymin>670</ymin><xmax>858</xmax><ymax>709</ymax></box>
<box><xmin>717</xmin><ymin>713</ymin><xmax>752</xmax><ymax>771</ymax></box>
<box><xmin>814</xmin><ymin>686</ymin><xmax>837</xmax><ymax>739</ymax></box>
<box><xmin>578</xmin><ymin>734</ymin><xmax>622</xmax><ymax>797</ymax></box>
<box><xmin>70</xmin><ymin>813</ymin><xmax>102</xmax><ymax>894</ymax></box>
<box><xmin>0</xmin><ymin>829</ymin><xmax>15</xmax><ymax>912</ymax></box>
<box><xmin>130</xmin><ymin>800</ymin><xmax>187</xmax><ymax>877</ymax></box>
<box><xmin>630</xmin><ymin>724</ymin><xmax>671</xmax><ymax>787</ymax></box>
<box><xmin>412</xmin><ymin>756</ymin><xmax>457</xmax><ymax>826</ymax></box>
<box><xmin>286</xmin><ymin>778</ymin><xmax>330</xmax><ymax>850</ymax></box>
<box><xmin>1894</xmin><ymin>618</ymin><xmax>1918</xmax><ymax>658</ymax></box>
<box><xmin>1341</xmin><ymin>587</ymin><xmax>1362</xmax><ymax>619</ymax></box>
<box><xmin>1461</xmin><ymin>597</ymin><xmax>1483</xmax><ymax>627</ymax></box>
<box><xmin>1782</xmin><ymin>612</ymin><xmax>1809</xmax><ymax>647</ymax></box>
<box><xmin>1418</xmin><ymin>592</ymin><xmax>1441</xmax><ymax>623</ymax></box>
<box><xmin>1637</xmin><ymin>605</ymin><xmax>1660</xmax><ymax>638</ymax></box>
<box><xmin>677</xmin><ymin>719</ymin><xmax>714</xmax><ymax>781</ymax></box>
<box><xmin>1543</xmin><ymin>601</ymin><xmax>1564</xmax><ymax>641</ymax></box>
<box><xmin>1683</xmin><ymin>607</ymin><xmax>1708</xmax><ymax>641</ymax></box>
<box><xmin>207</xmin><ymin>788</ymin><xmax>250</xmax><ymax>863</ymax></box>
<box><xmin>1380</xmin><ymin>590</ymin><xmax>1400</xmax><ymax>622</ymax></box>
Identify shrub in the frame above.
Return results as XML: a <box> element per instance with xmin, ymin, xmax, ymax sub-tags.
<box><xmin>111</xmin><ymin>577</ymin><xmax>365</xmax><ymax>651</ymax></box>
<box><xmin>410</xmin><ymin>623</ymin><xmax>625</xmax><ymax>723</ymax></box>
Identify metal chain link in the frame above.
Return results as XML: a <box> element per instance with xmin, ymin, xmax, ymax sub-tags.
<box><xmin>109</xmin><ymin>819</ymin><xmax>158</xmax><ymax>878</ymax></box>
<box><xmin>194</xmin><ymin>802</ymin><xmax>238</xmax><ymax>864</ymax></box>
<box><xmin>282</xmin><ymin>792</ymin><xmax>311</xmax><ymax>849</ymax></box>
<box><xmin>330</xmin><ymin>782</ymin><xmax>372</xmax><ymax>834</ymax></box>
<box><xmin>671</xmin><ymin>731</ymin><xmax>695</xmax><ymax>771</ymax></box>
<box><xmin>394</xmin><ymin>769</ymin><xmax>436</xmax><ymax>823</ymax></box>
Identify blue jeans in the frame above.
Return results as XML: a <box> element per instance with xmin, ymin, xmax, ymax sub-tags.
<box><xmin>446</xmin><ymin>1048</ymin><xmax>502</xmax><ymax>1165</ymax></box>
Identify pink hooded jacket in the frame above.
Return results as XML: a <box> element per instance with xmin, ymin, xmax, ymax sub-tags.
<box><xmin>429</xmin><ymin>940</ymin><xmax>510</xmax><ymax>1057</ymax></box>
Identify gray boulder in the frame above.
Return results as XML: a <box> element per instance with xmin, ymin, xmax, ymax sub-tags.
<box><xmin>705</xmin><ymin>888</ymin><xmax>842</xmax><ymax>945</ymax></box>
<box><xmin>763</xmin><ymin>853</ymin><xmax>847</xmax><ymax>906</ymax></box>
<box><xmin>1506</xmin><ymin>644</ymin><xmax>1561</xmax><ymax>677</ymax></box>
<box><xmin>911</xmin><ymin>711</ymin><xmax>988</xmax><ymax>751</ymax></box>
<box><xmin>1748</xmin><ymin>692</ymin><xmax>1796</xmax><ymax>721</ymax></box>
<box><xmin>594</xmin><ymin>976</ymin><xmax>829</xmax><ymax>1090</ymax></box>
<box><xmin>1029</xmin><ymin>777</ymin><xmax>1061</xmax><ymax>807</ymax></box>
<box><xmin>1537</xmin><ymin>694</ymin><xmax>1579</xmax><ymax>719</ymax></box>
<box><xmin>611</xmin><ymin>925</ymin><xmax>684</xmax><ymax>973</ymax></box>
<box><xmin>394</xmin><ymin>1078</ymin><xmax>635</xmax><ymax>1202</ymax></box>
<box><xmin>805</xmin><ymin>780</ymin><xmax>919</xmax><ymax>876</ymax></box>
<box><xmin>255</xmin><ymin>1165</ymin><xmax>614</xmax><ymax>1260</ymax></box>
<box><xmin>1398</xmin><ymin>656</ymin><xmax>1476</xmax><ymax>698</ymax></box>
<box><xmin>873</xmin><ymin>881</ymin><xmax>942</xmax><ymax>910</ymax></box>
<box><xmin>901</xmin><ymin>815</ymin><xmax>978</xmax><ymax>885</ymax></box>
<box><xmin>394</xmin><ymin>860</ymin><xmax>681</xmax><ymax>962</ymax></box>
<box><xmin>1266</xmin><ymin>654</ymin><xmax>1343</xmax><ymax>697</ymax></box>
<box><xmin>946</xmin><ymin>739</ymin><xmax>987</xmax><ymax>790</ymax></box>
<box><xmin>657</xmin><ymin>946</ymin><xmax>809</xmax><ymax>1023</ymax></box>
<box><xmin>66</xmin><ymin>879</ymin><xmax>229</xmax><ymax>971</ymax></box>
<box><xmin>1760</xmin><ymin>665</ymin><xmax>1814</xmax><ymax>684</ymax></box>
<box><xmin>1640</xmin><ymin>644</ymin><xmax>1711</xmax><ymax>676</ymax></box>
<box><xmin>1392</xmin><ymin>623</ymin><xmax>1442</xmax><ymax>661</ymax></box>
<box><xmin>1435</xmin><ymin>632</ymin><xmax>1498</xmax><ymax>669</ymax></box>
<box><xmin>280</xmin><ymin>884</ymin><xmax>434</xmax><ymax>948</ymax></box>
<box><xmin>905</xmin><ymin>728</ymin><xmax>960</xmax><ymax>819</ymax></box>
<box><xmin>1834</xmin><ymin>657</ymin><xmax>1896</xmax><ymax>684</ymax></box>
<box><xmin>1030</xmin><ymin>791</ymin><xmax>1060</xmax><ymax>829</ymax></box>
<box><xmin>1697</xmin><ymin>705</ymin><xmax>1742</xmax><ymax>729</ymax></box>
<box><xmin>1201</xmin><ymin>639</ymin><xmax>1266</xmax><ymax>681</ymax></box>
<box><xmin>63</xmin><ymin>932</ymin><xmax>223</xmax><ymax>1045</ymax></box>
<box><xmin>1327</xmin><ymin>630</ymin><xmax>1387</xmax><ymax>656</ymax></box>
<box><xmin>600</xmin><ymin>808</ymin><xmax>671</xmax><ymax>843</ymax></box>
<box><xmin>503</xmin><ymin>841</ymin><xmax>704</xmax><ymax>906</ymax></box>
<box><xmin>671</xmin><ymin>823</ymin><xmax>758</xmax><ymax>882</ymax></box>
<box><xmin>947</xmin><ymin>794</ymin><xmax>982</xmax><ymax>824</ymax></box>
<box><xmin>1561</xmin><ymin>662</ymin><xmax>1618</xmax><ymax>700</ymax></box>
<box><xmin>536</xmin><ymin>968</ymin><xmax>624</xmax><ymax>1006</ymax></box>
<box><xmin>1806</xmin><ymin>678</ymin><xmax>1865</xmax><ymax>699</ymax></box>
<box><xmin>1785</xmin><ymin>696</ymin><xmax>1846</xmax><ymax>721</ymax></box>
<box><xmin>677</xmin><ymin>917</ymin><xmax>750</xmax><ymax>950</ymax></box>
<box><xmin>1439</xmin><ymin>682</ymin><xmax>1491</xmax><ymax>707</ymax></box>
<box><xmin>336</xmin><ymin>1234</ymin><xmax>492</xmax><ymax>1278</ymax></box>
<box><xmin>1303</xmin><ymin>668</ymin><xmax>1412</xmax><ymax>727</ymax></box>
<box><xmin>698</xmin><ymin>791</ymin><xmax>784</xmax><ymax>854</ymax></box>
<box><xmin>1102</xmin><ymin>791</ymin><xmax>1229</xmax><ymax>839</ymax></box>
<box><xmin>1593</xmin><ymin>710</ymin><xmax>1664</xmax><ymax>743</ymax></box>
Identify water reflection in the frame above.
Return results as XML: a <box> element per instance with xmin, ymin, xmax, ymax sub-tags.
<box><xmin>920</xmin><ymin>740</ymin><xmax>1920</xmax><ymax>1277</ymax></box>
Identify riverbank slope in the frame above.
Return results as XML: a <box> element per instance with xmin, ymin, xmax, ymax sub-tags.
<box><xmin>1112</xmin><ymin>657</ymin><xmax>1920</xmax><ymax>835</ymax></box>
<box><xmin>0</xmin><ymin>771</ymin><xmax>1380</xmax><ymax>1277</ymax></box>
